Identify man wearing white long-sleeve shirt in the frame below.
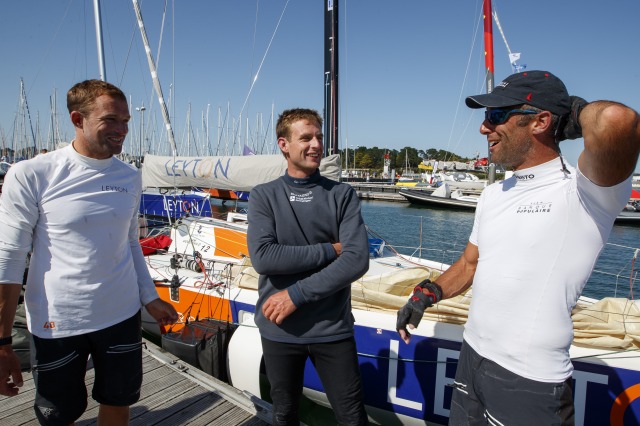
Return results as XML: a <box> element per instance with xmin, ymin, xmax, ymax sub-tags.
<box><xmin>0</xmin><ymin>80</ymin><xmax>177</xmax><ymax>426</ymax></box>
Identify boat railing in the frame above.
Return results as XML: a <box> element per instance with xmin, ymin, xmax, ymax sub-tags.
<box><xmin>379</xmin><ymin>230</ymin><xmax>638</xmax><ymax>302</ymax></box>
<box><xmin>589</xmin><ymin>243</ymin><xmax>638</xmax><ymax>299</ymax></box>
<box><xmin>389</xmin><ymin>244</ymin><xmax>462</xmax><ymax>267</ymax></box>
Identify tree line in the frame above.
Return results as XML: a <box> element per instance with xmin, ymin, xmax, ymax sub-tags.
<box><xmin>338</xmin><ymin>146</ymin><xmax>474</xmax><ymax>173</ymax></box>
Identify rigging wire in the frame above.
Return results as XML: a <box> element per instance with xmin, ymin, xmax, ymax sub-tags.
<box><xmin>246</xmin><ymin>0</ymin><xmax>261</xmax><ymax>118</ymax></box>
<box><xmin>100</xmin><ymin>4</ymin><xmax>122</xmax><ymax>85</ymax></box>
<box><xmin>630</xmin><ymin>249</ymin><xmax>637</xmax><ymax>300</ymax></box>
<box><xmin>227</xmin><ymin>0</ymin><xmax>291</xmax><ymax>156</ymax></box>
<box><xmin>27</xmin><ymin>0</ymin><xmax>75</xmax><ymax>100</ymax></box>
<box><xmin>442</xmin><ymin>0</ymin><xmax>484</xmax><ymax>162</ymax></box>
<box><xmin>491</xmin><ymin>2</ymin><xmax>525</xmax><ymax>73</ymax></box>
<box><xmin>443</xmin><ymin>1</ymin><xmax>525</xmax><ymax>162</ymax></box>
<box><xmin>145</xmin><ymin>214</ymin><xmax>244</xmax><ymax>331</ymax></box>
<box><xmin>235</xmin><ymin>0</ymin><xmax>291</xmax><ymax>139</ymax></box>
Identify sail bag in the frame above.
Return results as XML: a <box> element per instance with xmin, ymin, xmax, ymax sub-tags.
<box><xmin>161</xmin><ymin>318</ymin><xmax>238</xmax><ymax>382</ymax></box>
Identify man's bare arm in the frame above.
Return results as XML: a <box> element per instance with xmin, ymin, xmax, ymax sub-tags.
<box><xmin>579</xmin><ymin>101</ymin><xmax>640</xmax><ymax>186</ymax></box>
<box><xmin>397</xmin><ymin>242</ymin><xmax>478</xmax><ymax>344</ymax></box>
<box><xmin>436</xmin><ymin>242</ymin><xmax>479</xmax><ymax>299</ymax></box>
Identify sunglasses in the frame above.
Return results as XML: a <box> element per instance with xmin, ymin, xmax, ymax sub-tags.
<box><xmin>484</xmin><ymin>108</ymin><xmax>538</xmax><ymax>125</ymax></box>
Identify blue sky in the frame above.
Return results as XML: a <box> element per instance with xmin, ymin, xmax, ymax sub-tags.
<box><xmin>1</xmin><ymin>0</ymin><xmax>639</xmax><ymax>171</ymax></box>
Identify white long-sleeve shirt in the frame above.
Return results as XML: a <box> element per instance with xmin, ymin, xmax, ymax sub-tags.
<box><xmin>0</xmin><ymin>144</ymin><xmax>158</xmax><ymax>338</ymax></box>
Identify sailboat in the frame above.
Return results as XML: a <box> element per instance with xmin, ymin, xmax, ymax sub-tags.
<box><xmin>143</xmin><ymin>231</ymin><xmax>640</xmax><ymax>426</ymax></box>
<box><xmin>135</xmin><ymin>1</ymin><xmax>640</xmax><ymax>425</ymax></box>
<box><xmin>399</xmin><ymin>184</ymin><xmax>479</xmax><ymax>210</ymax></box>
<box><xmin>395</xmin><ymin>149</ymin><xmax>423</xmax><ymax>187</ymax></box>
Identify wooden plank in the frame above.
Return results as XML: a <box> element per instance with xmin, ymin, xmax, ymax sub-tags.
<box><xmin>0</xmin><ymin>340</ymin><xmax>271</xmax><ymax>426</ymax></box>
<box><xmin>0</xmin><ymin>377</ymin><xmax>36</xmax><ymax>421</ymax></box>
<box><xmin>188</xmin><ymin>405</ymin><xmax>253</xmax><ymax>426</ymax></box>
<box><xmin>141</xmin><ymin>342</ymin><xmax>272</xmax><ymax>425</ymax></box>
<box><xmin>147</xmin><ymin>392</ymin><xmax>241</xmax><ymax>426</ymax></box>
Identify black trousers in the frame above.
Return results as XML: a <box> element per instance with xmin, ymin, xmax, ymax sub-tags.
<box><xmin>261</xmin><ymin>336</ymin><xmax>368</xmax><ymax>426</ymax></box>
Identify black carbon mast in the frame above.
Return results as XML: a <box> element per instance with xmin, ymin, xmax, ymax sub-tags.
<box><xmin>324</xmin><ymin>0</ymin><xmax>339</xmax><ymax>156</ymax></box>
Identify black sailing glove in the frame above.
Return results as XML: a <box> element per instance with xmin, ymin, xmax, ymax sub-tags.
<box><xmin>396</xmin><ymin>279</ymin><xmax>443</xmax><ymax>335</ymax></box>
<box><xmin>557</xmin><ymin>96</ymin><xmax>588</xmax><ymax>141</ymax></box>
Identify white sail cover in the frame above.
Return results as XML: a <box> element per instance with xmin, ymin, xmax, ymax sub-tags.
<box><xmin>142</xmin><ymin>154</ymin><xmax>342</xmax><ymax>191</ymax></box>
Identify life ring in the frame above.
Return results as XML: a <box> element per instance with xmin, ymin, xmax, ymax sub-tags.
<box><xmin>182</xmin><ymin>200</ymin><xmax>192</xmax><ymax>212</ymax></box>
<box><xmin>610</xmin><ymin>383</ymin><xmax>640</xmax><ymax>426</ymax></box>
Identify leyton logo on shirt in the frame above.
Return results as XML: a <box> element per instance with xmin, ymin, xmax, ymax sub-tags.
<box><xmin>516</xmin><ymin>201</ymin><xmax>552</xmax><ymax>214</ymax></box>
<box><xmin>289</xmin><ymin>191</ymin><xmax>313</xmax><ymax>203</ymax></box>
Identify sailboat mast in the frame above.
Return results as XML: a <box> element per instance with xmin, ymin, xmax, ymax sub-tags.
<box><xmin>19</xmin><ymin>79</ymin><xmax>37</xmax><ymax>158</ymax></box>
<box><xmin>483</xmin><ymin>0</ymin><xmax>497</xmax><ymax>184</ymax></box>
<box><xmin>324</xmin><ymin>0</ymin><xmax>339</xmax><ymax>156</ymax></box>
<box><xmin>93</xmin><ymin>0</ymin><xmax>107</xmax><ymax>81</ymax></box>
<box><xmin>132</xmin><ymin>0</ymin><xmax>178</xmax><ymax>157</ymax></box>
<box><xmin>483</xmin><ymin>0</ymin><xmax>494</xmax><ymax>94</ymax></box>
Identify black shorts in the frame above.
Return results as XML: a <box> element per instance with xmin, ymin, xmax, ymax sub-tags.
<box><xmin>31</xmin><ymin>312</ymin><xmax>143</xmax><ymax>425</ymax></box>
<box><xmin>449</xmin><ymin>340</ymin><xmax>574</xmax><ymax>426</ymax></box>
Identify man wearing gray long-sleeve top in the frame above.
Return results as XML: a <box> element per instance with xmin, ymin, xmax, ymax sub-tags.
<box><xmin>248</xmin><ymin>108</ymin><xmax>370</xmax><ymax>426</ymax></box>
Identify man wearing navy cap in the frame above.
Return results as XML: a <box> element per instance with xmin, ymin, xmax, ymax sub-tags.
<box><xmin>396</xmin><ymin>71</ymin><xmax>640</xmax><ymax>425</ymax></box>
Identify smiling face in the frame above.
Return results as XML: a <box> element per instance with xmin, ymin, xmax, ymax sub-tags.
<box><xmin>480</xmin><ymin>108</ymin><xmax>537</xmax><ymax>170</ymax></box>
<box><xmin>278</xmin><ymin>118</ymin><xmax>324</xmax><ymax>178</ymax></box>
<box><xmin>71</xmin><ymin>94</ymin><xmax>130</xmax><ymax>159</ymax></box>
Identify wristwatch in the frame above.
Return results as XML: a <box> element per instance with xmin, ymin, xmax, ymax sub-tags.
<box><xmin>0</xmin><ymin>336</ymin><xmax>12</xmax><ymax>346</ymax></box>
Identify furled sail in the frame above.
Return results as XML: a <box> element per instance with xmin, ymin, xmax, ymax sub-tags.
<box><xmin>141</xmin><ymin>154</ymin><xmax>341</xmax><ymax>191</ymax></box>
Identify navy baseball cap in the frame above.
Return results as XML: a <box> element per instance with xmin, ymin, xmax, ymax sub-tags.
<box><xmin>465</xmin><ymin>71</ymin><xmax>571</xmax><ymax>115</ymax></box>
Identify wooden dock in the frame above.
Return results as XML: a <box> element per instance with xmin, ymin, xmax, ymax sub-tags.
<box><xmin>348</xmin><ymin>182</ymin><xmax>411</xmax><ymax>202</ymax></box>
<box><xmin>356</xmin><ymin>191</ymin><xmax>406</xmax><ymax>202</ymax></box>
<box><xmin>349</xmin><ymin>182</ymin><xmax>483</xmax><ymax>203</ymax></box>
<box><xmin>0</xmin><ymin>339</ymin><xmax>272</xmax><ymax>425</ymax></box>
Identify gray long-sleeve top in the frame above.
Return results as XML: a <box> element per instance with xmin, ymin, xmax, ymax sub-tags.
<box><xmin>247</xmin><ymin>170</ymin><xmax>369</xmax><ymax>344</ymax></box>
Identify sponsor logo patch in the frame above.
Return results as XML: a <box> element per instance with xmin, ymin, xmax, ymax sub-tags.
<box><xmin>516</xmin><ymin>201</ymin><xmax>552</xmax><ymax>214</ymax></box>
<box><xmin>289</xmin><ymin>191</ymin><xmax>313</xmax><ymax>203</ymax></box>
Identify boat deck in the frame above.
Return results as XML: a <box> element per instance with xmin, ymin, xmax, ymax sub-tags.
<box><xmin>0</xmin><ymin>338</ymin><xmax>271</xmax><ymax>426</ymax></box>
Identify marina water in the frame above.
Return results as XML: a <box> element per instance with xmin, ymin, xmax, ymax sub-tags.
<box><xmin>215</xmin><ymin>198</ymin><xmax>639</xmax><ymax>300</ymax></box>
<box><xmin>359</xmin><ymin>199</ymin><xmax>640</xmax><ymax>300</ymax></box>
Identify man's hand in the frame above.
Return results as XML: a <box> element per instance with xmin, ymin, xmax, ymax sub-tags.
<box><xmin>396</xmin><ymin>280</ymin><xmax>443</xmax><ymax>344</ymax></box>
<box><xmin>332</xmin><ymin>242</ymin><xmax>342</xmax><ymax>256</ymax></box>
<box><xmin>262</xmin><ymin>290</ymin><xmax>297</xmax><ymax>325</ymax></box>
<box><xmin>557</xmin><ymin>96</ymin><xmax>588</xmax><ymax>141</ymax></box>
<box><xmin>145</xmin><ymin>298</ymin><xmax>179</xmax><ymax>326</ymax></box>
<box><xmin>0</xmin><ymin>346</ymin><xmax>23</xmax><ymax>397</ymax></box>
